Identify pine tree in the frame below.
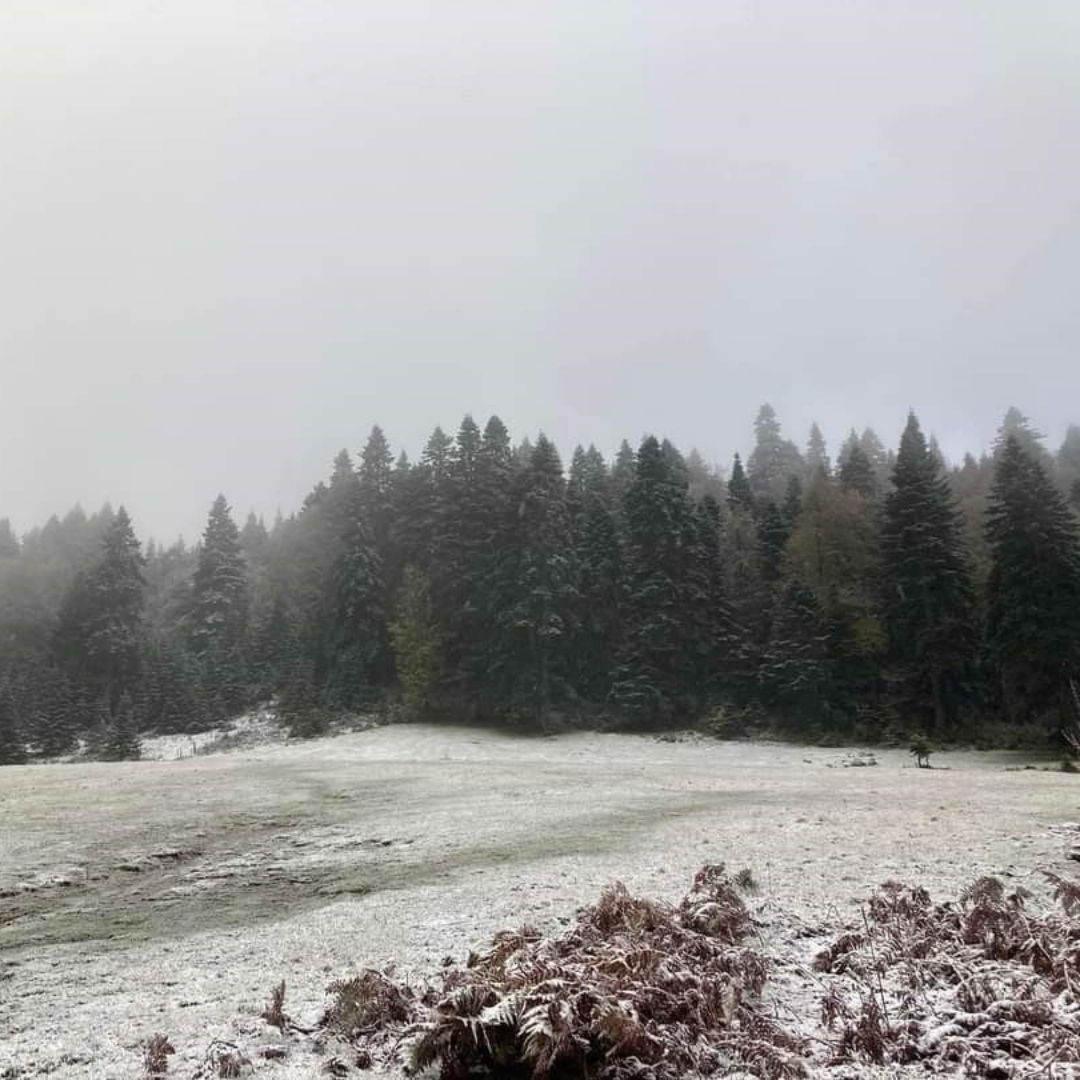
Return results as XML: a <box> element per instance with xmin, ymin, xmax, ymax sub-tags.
<box><xmin>985</xmin><ymin>436</ymin><xmax>1080</xmax><ymax>732</ymax></box>
<box><xmin>1057</xmin><ymin>424</ymin><xmax>1080</xmax><ymax>496</ymax></box>
<box><xmin>747</xmin><ymin>404</ymin><xmax>805</xmax><ymax>503</ymax></box>
<box><xmin>727</xmin><ymin>454</ymin><xmax>754</xmax><ymax>513</ymax></box>
<box><xmin>358</xmin><ymin>426</ymin><xmax>397</xmax><ymax>593</ymax></box>
<box><xmin>610</xmin><ymin>437</ymin><xmax>706</xmax><ymax>724</ymax></box>
<box><xmin>239</xmin><ymin>513</ymin><xmax>270</xmax><ymax>565</ymax></box>
<box><xmin>328</xmin><ymin>490</ymin><xmax>386</xmax><ymax>705</ymax></box>
<box><xmin>759</xmin><ymin>582</ymin><xmax>832</xmax><ymax>723</ymax></box>
<box><xmin>839</xmin><ymin>444</ymin><xmax>879</xmax><ymax>498</ymax></box>
<box><xmin>757</xmin><ymin>500</ymin><xmax>790</xmax><ymax>582</ymax></box>
<box><xmin>881</xmin><ymin>413</ymin><xmax>976</xmax><ymax>731</ymax></box>
<box><xmin>54</xmin><ymin>507</ymin><xmax>146</xmax><ymax>709</ymax></box>
<box><xmin>0</xmin><ymin>689</ymin><xmax>27</xmax><ymax>765</ymax></box>
<box><xmin>611</xmin><ymin>439</ymin><xmax>636</xmax><ymax>500</ymax></box>
<box><xmin>993</xmin><ymin>407</ymin><xmax>1050</xmax><ymax>465</ymax></box>
<box><xmin>568</xmin><ymin>447</ymin><xmax>623</xmax><ymax>702</ymax></box>
<box><xmin>496</xmin><ymin>435</ymin><xmax>579</xmax><ymax>722</ymax></box>
<box><xmin>100</xmin><ymin>691</ymin><xmax>141</xmax><ymax>761</ymax></box>
<box><xmin>806</xmin><ymin>423</ymin><xmax>831</xmax><ymax>479</ymax></box>
<box><xmin>0</xmin><ymin>518</ymin><xmax>18</xmax><ymax>558</ymax></box>
<box><xmin>687</xmin><ymin>494</ymin><xmax>737</xmax><ymax>698</ymax></box>
<box><xmin>190</xmin><ymin>495</ymin><xmax>250</xmax><ymax>711</ymax></box>
<box><xmin>389</xmin><ymin>566</ymin><xmax>443</xmax><ymax>716</ymax></box>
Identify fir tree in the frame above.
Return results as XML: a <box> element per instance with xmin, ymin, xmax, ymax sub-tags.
<box><xmin>610</xmin><ymin>437</ymin><xmax>706</xmax><ymax>723</ymax></box>
<box><xmin>239</xmin><ymin>513</ymin><xmax>270</xmax><ymax>564</ymax></box>
<box><xmin>759</xmin><ymin>582</ymin><xmax>832</xmax><ymax>723</ymax></box>
<box><xmin>747</xmin><ymin>404</ymin><xmax>804</xmax><ymax>502</ymax></box>
<box><xmin>190</xmin><ymin>495</ymin><xmax>250</xmax><ymax>710</ymax></box>
<box><xmin>757</xmin><ymin>500</ymin><xmax>790</xmax><ymax>582</ymax></box>
<box><xmin>496</xmin><ymin>435</ymin><xmax>579</xmax><ymax>721</ymax></box>
<box><xmin>54</xmin><ymin>507</ymin><xmax>146</xmax><ymax>708</ymax></box>
<box><xmin>985</xmin><ymin>436</ymin><xmax>1080</xmax><ymax>732</ymax></box>
<box><xmin>0</xmin><ymin>690</ymin><xmax>27</xmax><ymax>765</ymax></box>
<box><xmin>0</xmin><ymin>518</ymin><xmax>18</xmax><ymax>558</ymax></box>
<box><xmin>806</xmin><ymin>423</ymin><xmax>830</xmax><ymax>479</ymax></box>
<box><xmin>328</xmin><ymin>489</ymin><xmax>387</xmax><ymax>704</ymax></box>
<box><xmin>389</xmin><ymin>567</ymin><xmax>443</xmax><ymax>716</ymax></box>
<box><xmin>100</xmin><ymin>691</ymin><xmax>141</xmax><ymax>761</ymax></box>
<box><xmin>839</xmin><ymin>444</ymin><xmax>878</xmax><ymax>498</ymax></box>
<box><xmin>727</xmin><ymin>454</ymin><xmax>754</xmax><ymax>513</ymax></box>
<box><xmin>881</xmin><ymin>413</ymin><xmax>976</xmax><ymax>731</ymax></box>
<box><xmin>611</xmin><ymin>439</ymin><xmax>636</xmax><ymax>500</ymax></box>
<box><xmin>568</xmin><ymin>447</ymin><xmax>623</xmax><ymax>702</ymax></box>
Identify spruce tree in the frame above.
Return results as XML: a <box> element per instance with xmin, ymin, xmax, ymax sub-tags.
<box><xmin>985</xmin><ymin>436</ymin><xmax>1080</xmax><ymax>731</ymax></box>
<box><xmin>389</xmin><ymin>566</ymin><xmax>443</xmax><ymax>716</ymax></box>
<box><xmin>496</xmin><ymin>435</ymin><xmax>579</xmax><ymax>722</ymax></box>
<box><xmin>54</xmin><ymin>507</ymin><xmax>146</xmax><ymax>709</ymax></box>
<box><xmin>610</xmin><ymin>437</ymin><xmax>706</xmax><ymax>724</ymax></box>
<box><xmin>0</xmin><ymin>690</ymin><xmax>27</xmax><ymax>765</ymax></box>
<box><xmin>328</xmin><ymin>490</ymin><xmax>386</xmax><ymax>704</ymax></box>
<box><xmin>727</xmin><ymin>453</ymin><xmax>754</xmax><ymax>513</ymax></box>
<box><xmin>747</xmin><ymin>404</ymin><xmax>805</xmax><ymax>502</ymax></box>
<box><xmin>190</xmin><ymin>495</ymin><xmax>250</xmax><ymax>711</ymax></box>
<box><xmin>881</xmin><ymin>413</ymin><xmax>976</xmax><ymax>731</ymax></box>
<box><xmin>806</xmin><ymin>423</ymin><xmax>831</xmax><ymax>479</ymax></box>
<box><xmin>759</xmin><ymin>581</ymin><xmax>832</xmax><ymax>723</ymax></box>
<box><xmin>568</xmin><ymin>447</ymin><xmax>623</xmax><ymax>703</ymax></box>
<box><xmin>839</xmin><ymin>444</ymin><xmax>879</xmax><ymax>498</ymax></box>
<box><xmin>100</xmin><ymin>691</ymin><xmax>141</xmax><ymax>761</ymax></box>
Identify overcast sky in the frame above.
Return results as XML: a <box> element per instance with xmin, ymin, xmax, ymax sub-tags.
<box><xmin>2</xmin><ymin>2</ymin><xmax>1079</xmax><ymax>542</ymax></box>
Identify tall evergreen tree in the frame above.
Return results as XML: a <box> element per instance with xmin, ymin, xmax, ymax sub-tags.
<box><xmin>806</xmin><ymin>423</ymin><xmax>831</xmax><ymax>479</ymax></box>
<box><xmin>985</xmin><ymin>436</ymin><xmax>1080</xmax><ymax>732</ymax></box>
<box><xmin>568</xmin><ymin>446</ymin><xmax>622</xmax><ymax>702</ymax></box>
<box><xmin>496</xmin><ymin>435</ymin><xmax>579</xmax><ymax>721</ymax></box>
<box><xmin>881</xmin><ymin>414</ymin><xmax>976</xmax><ymax>731</ymax></box>
<box><xmin>190</xmin><ymin>495</ymin><xmax>250</xmax><ymax>711</ymax></box>
<box><xmin>389</xmin><ymin>566</ymin><xmax>443</xmax><ymax>716</ymax></box>
<box><xmin>748</xmin><ymin>404</ymin><xmax>804</xmax><ymax>502</ymax></box>
<box><xmin>0</xmin><ymin>689</ymin><xmax>27</xmax><ymax>765</ymax></box>
<box><xmin>54</xmin><ymin>507</ymin><xmax>146</xmax><ymax>710</ymax></box>
<box><xmin>610</xmin><ymin>437</ymin><xmax>706</xmax><ymax>723</ymax></box>
<box><xmin>839</xmin><ymin>444</ymin><xmax>879</xmax><ymax>498</ymax></box>
<box><xmin>727</xmin><ymin>453</ymin><xmax>754</xmax><ymax>513</ymax></box>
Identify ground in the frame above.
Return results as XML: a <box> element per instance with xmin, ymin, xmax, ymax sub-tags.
<box><xmin>0</xmin><ymin>725</ymin><xmax>1076</xmax><ymax>1078</ymax></box>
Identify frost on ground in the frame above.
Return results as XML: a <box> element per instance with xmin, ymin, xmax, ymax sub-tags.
<box><xmin>0</xmin><ymin>726</ymin><xmax>1077</xmax><ymax>1078</ymax></box>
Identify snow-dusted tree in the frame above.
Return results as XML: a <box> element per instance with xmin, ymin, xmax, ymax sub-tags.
<box><xmin>881</xmin><ymin>414</ymin><xmax>976</xmax><ymax>732</ymax></box>
<box><xmin>0</xmin><ymin>689</ymin><xmax>26</xmax><ymax>765</ymax></box>
<box><xmin>747</xmin><ymin>404</ymin><xmax>804</xmax><ymax>503</ymax></box>
<box><xmin>986</xmin><ymin>435</ymin><xmax>1080</xmax><ymax>732</ymax></box>
<box><xmin>190</xmin><ymin>495</ymin><xmax>250</xmax><ymax>712</ymax></box>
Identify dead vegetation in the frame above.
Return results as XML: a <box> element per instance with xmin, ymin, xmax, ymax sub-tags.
<box><xmin>260</xmin><ymin>980</ymin><xmax>287</xmax><ymax>1031</ymax></box>
<box><xmin>142</xmin><ymin>1033</ymin><xmax>174</xmax><ymax>1076</ymax></box>
<box><xmin>813</xmin><ymin>871</ymin><xmax>1080</xmax><ymax>1075</ymax></box>
<box><xmin>299</xmin><ymin>864</ymin><xmax>1080</xmax><ymax>1079</ymax></box>
<box><xmin>318</xmin><ymin>864</ymin><xmax>807</xmax><ymax>1079</ymax></box>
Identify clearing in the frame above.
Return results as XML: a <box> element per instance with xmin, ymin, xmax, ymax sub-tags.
<box><xmin>0</xmin><ymin>725</ymin><xmax>1076</xmax><ymax>1077</ymax></box>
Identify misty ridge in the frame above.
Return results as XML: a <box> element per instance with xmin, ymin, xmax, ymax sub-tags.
<box><xmin>2</xmin><ymin>400</ymin><xmax>1079</xmax><ymax>765</ymax></box>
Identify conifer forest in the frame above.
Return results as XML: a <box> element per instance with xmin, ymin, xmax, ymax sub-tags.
<box><xmin>3</xmin><ymin>403</ymin><xmax>1080</xmax><ymax>765</ymax></box>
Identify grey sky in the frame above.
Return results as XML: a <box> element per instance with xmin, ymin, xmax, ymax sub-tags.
<box><xmin>2</xmin><ymin>2</ymin><xmax>1079</xmax><ymax>542</ymax></box>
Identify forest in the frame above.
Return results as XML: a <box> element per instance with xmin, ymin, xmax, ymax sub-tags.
<box><xmin>1</xmin><ymin>404</ymin><xmax>1079</xmax><ymax>764</ymax></box>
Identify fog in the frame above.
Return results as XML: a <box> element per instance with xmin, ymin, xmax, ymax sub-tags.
<box><xmin>2</xmin><ymin>2</ymin><xmax>1078</xmax><ymax>541</ymax></box>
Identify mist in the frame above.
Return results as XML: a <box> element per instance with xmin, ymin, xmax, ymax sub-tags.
<box><xmin>3</xmin><ymin>2</ymin><xmax>1079</xmax><ymax>540</ymax></box>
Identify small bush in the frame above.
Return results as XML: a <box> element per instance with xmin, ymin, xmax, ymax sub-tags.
<box><xmin>260</xmin><ymin>980</ymin><xmax>287</xmax><ymax>1031</ymax></box>
<box><xmin>734</xmin><ymin>867</ymin><xmax>759</xmax><ymax>892</ymax></box>
<box><xmin>143</xmin><ymin>1033</ymin><xmax>174</xmax><ymax>1077</ymax></box>
<box><xmin>323</xmin><ymin>970</ymin><xmax>413</xmax><ymax>1037</ymax></box>
<box><xmin>908</xmin><ymin>734</ymin><xmax>932</xmax><ymax>768</ymax></box>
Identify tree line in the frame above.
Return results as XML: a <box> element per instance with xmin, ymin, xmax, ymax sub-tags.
<box><xmin>2</xmin><ymin>405</ymin><xmax>1079</xmax><ymax>764</ymax></box>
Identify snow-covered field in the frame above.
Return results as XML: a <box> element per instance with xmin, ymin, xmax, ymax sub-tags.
<box><xmin>1</xmin><ymin>725</ymin><xmax>1076</xmax><ymax>1078</ymax></box>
